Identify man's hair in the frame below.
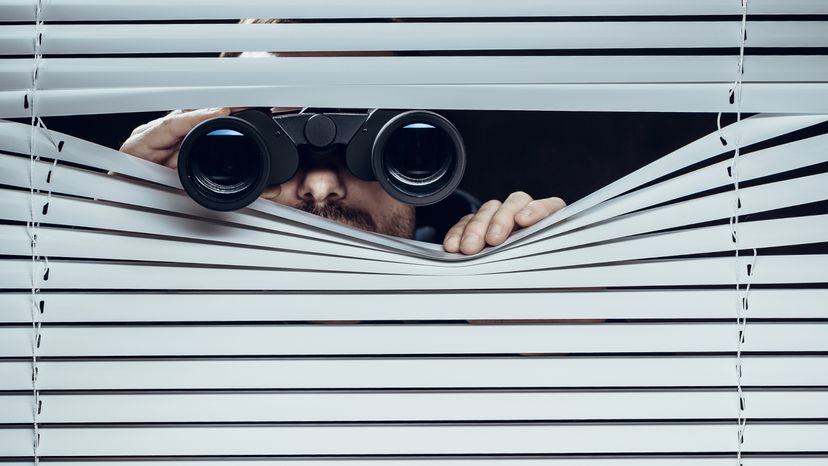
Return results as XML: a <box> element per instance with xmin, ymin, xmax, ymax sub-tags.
<box><xmin>220</xmin><ymin>19</ymin><xmax>286</xmax><ymax>58</ymax></box>
<box><xmin>220</xmin><ymin>17</ymin><xmax>403</xmax><ymax>58</ymax></box>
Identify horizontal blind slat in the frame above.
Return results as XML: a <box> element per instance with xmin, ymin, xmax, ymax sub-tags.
<box><xmin>1</xmin><ymin>324</ymin><xmax>826</xmax><ymax>357</ymax></box>
<box><xmin>4</xmin><ymin>83</ymin><xmax>828</xmax><ymax>117</ymax></box>
<box><xmin>3</xmin><ymin>424</ymin><xmax>827</xmax><ymax>456</ymax></box>
<box><xmin>3</xmin><ymin>391</ymin><xmax>827</xmax><ymax>424</ymax></box>
<box><xmin>2</xmin><ymin>214</ymin><xmax>824</xmax><ymax>273</ymax></box>
<box><xmin>2</xmin><ymin>357</ymin><xmax>825</xmax><ymax>390</ymax></box>
<box><xmin>10</xmin><ymin>0</ymin><xmax>827</xmax><ymax>21</ymax></box>
<box><xmin>2</xmin><ymin>57</ymin><xmax>824</xmax><ymax>91</ymax></box>
<box><xmin>0</xmin><ymin>255</ymin><xmax>822</xmax><ymax>290</ymax></box>
<box><xmin>2</xmin><ymin>289</ymin><xmax>828</xmax><ymax>323</ymax></box>
<box><xmin>4</xmin><ymin>22</ymin><xmax>826</xmax><ymax>55</ymax></box>
<box><xmin>0</xmin><ymin>224</ymin><xmax>446</xmax><ymax>275</ymax></box>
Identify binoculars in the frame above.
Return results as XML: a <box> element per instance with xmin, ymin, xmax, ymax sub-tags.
<box><xmin>177</xmin><ymin>108</ymin><xmax>467</xmax><ymax>211</ymax></box>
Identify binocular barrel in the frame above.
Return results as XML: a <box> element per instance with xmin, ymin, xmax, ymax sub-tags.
<box><xmin>177</xmin><ymin>109</ymin><xmax>466</xmax><ymax>212</ymax></box>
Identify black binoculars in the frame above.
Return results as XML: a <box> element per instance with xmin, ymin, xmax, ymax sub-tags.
<box><xmin>177</xmin><ymin>108</ymin><xmax>466</xmax><ymax>211</ymax></box>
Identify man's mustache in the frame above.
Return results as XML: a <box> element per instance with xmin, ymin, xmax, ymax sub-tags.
<box><xmin>297</xmin><ymin>200</ymin><xmax>377</xmax><ymax>233</ymax></box>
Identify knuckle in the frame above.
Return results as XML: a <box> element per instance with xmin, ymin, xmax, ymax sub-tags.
<box><xmin>508</xmin><ymin>191</ymin><xmax>532</xmax><ymax>202</ymax></box>
<box><xmin>129</xmin><ymin>125</ymin><xmax>146</xmax><ymax>136</ymax></box>
<box><xmin>447</xmin><ymin>225</ymin><xmax>465</xmax><ymax>236</ymax></box>
<box><xmin>465</xmin><ymin>219</ymin><xmax>489</xmax><ymax>233</ymax></box>
<box><xmin>549</xmin><ymin>196</ymin><xmax>566</xmax><ymax>207</ymax></box>
<box><xmin>528</xmin><ymin>199</ymin><xmax>549</xmax><ymax>213</ymax></box>
<box><xmin>480</xmin><ymin>200</ymin><xmax>502</xmax><ymax>212</ymax></box>
<box><xmin>448</xmin><ymin>217</ymin><xmax>472</xmax><ymax>234</ymax></box>
<box><xmin>491</xmin><ymin>212</ymin><xmax>514</xmax><ymax>227</ymax></box>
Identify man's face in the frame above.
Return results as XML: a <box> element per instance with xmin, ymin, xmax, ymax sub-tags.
<box><xmin>258</xmin><ymin>147</ymin><xmax>416</xmax><ymax>239</ymax></box>
<box><xmin>238</xmin><ymin>52</ymin><xmax>415</xmax><ymax>238</ymax></box>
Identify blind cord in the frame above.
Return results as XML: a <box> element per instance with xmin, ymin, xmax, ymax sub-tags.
<box><xmin>27</xmin><ymin>0</ymin><xmax>47</xmax><ymax>463</ymax></box>
<box><xmin>723</xmin><ymin>1</ymin><xmax>756</xmax><ymax>464</ymax></box>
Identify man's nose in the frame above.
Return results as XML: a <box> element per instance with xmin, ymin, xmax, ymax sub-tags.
<box><xmin>297</xmin><ymin>165</ymin><xmax>346</xmax><ymax>203</ymax></box>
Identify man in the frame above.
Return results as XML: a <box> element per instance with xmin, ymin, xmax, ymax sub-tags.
<box><xmin>120</xmin><ymin>22</ymin><xmax>565</xmax><ymax>255</ymax></box>
<box><xmin>121</xmin><ymin>107</ymin><xmax>564</xmax><ymax>254</ymax></box>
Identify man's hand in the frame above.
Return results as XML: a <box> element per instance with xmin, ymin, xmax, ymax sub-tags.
<box><xmin>119</xmin><ymin>107</ymin><xmax>233</xmax><ymax>168</ymax></box>
<box><xmin>443</xmin><ymin>192</ymin><xmax>565</xmax><ymax>255</ymax></box>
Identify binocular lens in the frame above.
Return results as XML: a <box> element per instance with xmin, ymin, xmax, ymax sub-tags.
<box><xmin>384</xmin><ymin>123</ymin><xmax>454</xmax><ymax>189</ymax></box>
<box><xmin>191</xmin><ymin>129</ymin><xmax>260</xmax><ymax>194</ymax></box>
<box><xmin>373</xmin><ymin>112</ymin><xmax>466</xmax><ymax>206</ymax></box>
<box><xmin>178</xmin><ymin>117</ymin><xmax>271</xmax><ymax>211</ymax></box>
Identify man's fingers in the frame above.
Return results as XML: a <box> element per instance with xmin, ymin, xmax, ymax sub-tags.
<box><xmin>119</xmin><ymin>134</ymin><xmax>178</xmax><ymax>165</ymax></box>
<box><xmin>120</xmin><ymin>108</ymin><xmax>233</xmax><ymax>167</ymax></box>
<box><xmin>485</xmin><ymin>191</ymin><xmax>533</xmax><ymax>246</ymax></box>
<box><xmin>458</xmin><ymin>200</ymin><xmax>502</xmax><ymax>255</ymax></box>
<box><xmin>155</xmin><ymin>107</ymin><xmax>231</xmax><ymax>148</ymax></box>
<box><xmin>515</xmin><ymin>196</ymin><xmax>566</xmax><ymax>227</ymax></box>
<box><xmin>443</xmin><ymin>214</ymin><xmax>474</xmax><ymax>253</ymax></box>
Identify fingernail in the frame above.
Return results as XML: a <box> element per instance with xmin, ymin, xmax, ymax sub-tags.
<box><xmin>445</xmin><ymin>234</ymin><xmax>460</xmax><ymax>244</ymax></box>
<box><xmin>487</xmin><ymin>224</ymin><xmax>502</xmax><ymax>237</ymax></box>
<box><xmin>519</xmin><ymin>208</ymin><xmax>532</xmax><ymax>217</ymax></box>
<box><xmin>462</xmin><ymin>234</ymin><xmax>478</xmax><ymax>245</ymax></box>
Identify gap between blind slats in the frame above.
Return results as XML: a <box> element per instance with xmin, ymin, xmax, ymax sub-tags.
<box><xmin>4</xmin><ymin>135</ymin><xmax>828</xmax><ymax>269</ymax></box>
<box><xmin>2</xmin><ymin>391</ymin><xmax>827</xmax><ymax>424</ymax></box>
<box><xmin>3</xmin><ymin>83</ymin><xmax>828</xmax><ymax>117</ymax></box>
<box><xmin>1</xmin><ymin>289</ymin><xmax>827</xmax><ymax>323</ymax></box>
<box><xmin>2</xmin><ymin>357</ymin><xmax>825</xmax><ymax>390</ymax></box>
<box><xmin>2</xmin><ymin>57</ymin><xmax>826</xmax><ymax>91</ymax></box>
<box><xmin>1</xmin><ymin>324</ymin><xmax>826</xmax><ymax>357</ymax></box>
<box><xmin>0</xmin><ymin>115</ymin><xmax>824</xmax><ymax>263</ymax></box>
<box><xmin>497</xmin><ymin>134</ymin><xmax>828</xmax><ymax>259</ymax></box>
<box><xmin>5</xmin><ymin>0</ymin><xmax>828</xmax><ymax>21</ymax></box>
<box><xmin>2</xmin><ymin>424</ymin><xmax>827</xmax><ymax>456</ymax></box>
<box><xmin>2</xmin><ymin>22</ymin><xmax>827</xmax><ymax>55</ymax></box>
<box><xmin>2</xmin><ymin>130</ymin><xmax>827</xmax><ymax>267</ymax></box>
<box><xmin>4</xmin><ymin>114</ymin><xmax>826</xmax><ymax>262</ymax></box>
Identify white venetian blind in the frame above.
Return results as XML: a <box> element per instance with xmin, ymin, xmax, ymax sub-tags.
<box><xmin>1</xmin><ymin>1</ymin><xmax>827</xmax><ymax>465</ymax></box>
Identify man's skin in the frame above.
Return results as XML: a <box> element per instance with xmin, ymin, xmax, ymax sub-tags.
<box><xmin>120</xmin><ymin>106</ymin><xmax>566</xmax><ymax>255</ymax></box>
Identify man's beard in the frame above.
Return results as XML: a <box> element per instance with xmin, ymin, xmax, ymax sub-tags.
<box><xmin>296</xmin><ymin>200</ymin><xmax>415</xmax><ymax>238</ymax></box>
<box><xmin>297</xmin><ymin>200</ymin><xmax>377</xmax><ymax>233</ymax></box>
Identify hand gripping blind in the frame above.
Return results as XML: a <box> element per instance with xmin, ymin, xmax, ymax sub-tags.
<box><xmin>1</xmin><ymin>1</ymin><xmax>827</xmax><ymax>465</ymax></box>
